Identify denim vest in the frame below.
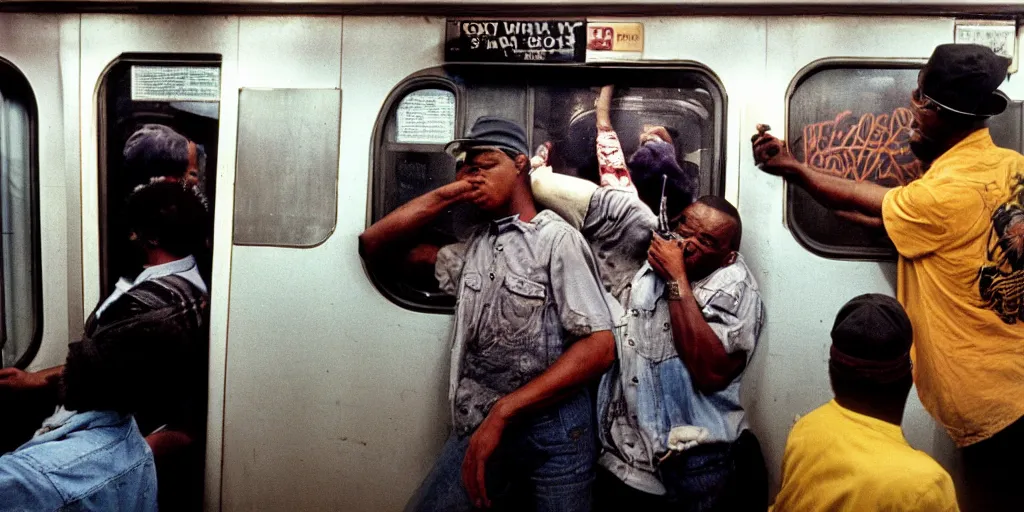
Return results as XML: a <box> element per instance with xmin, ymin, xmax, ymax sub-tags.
<box><xmin>0</xmin><ymin>411</ymin><xmax>157</xmax><ymax>511</ymax></box>
<box><xmin>597</xmin><ymin>256</ymin><xmax>764</xmax><ymax>494</ymax></box>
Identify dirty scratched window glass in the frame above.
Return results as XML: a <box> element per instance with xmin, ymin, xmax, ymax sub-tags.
<box><xmin>786</xmin><ymin>64</ymin><xmax>1022</xmax><ymax>260</ymax></box>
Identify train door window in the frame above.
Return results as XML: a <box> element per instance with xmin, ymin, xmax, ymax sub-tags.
<box><xmin>0</xmin><ymin>62</ymin><xmax>40</xmax><ymax>369</ymax></box>
<box><xmin>98</xmin><ymin>55</ymin><xmax>221</xmax><ymax>297</ymax></box>
<box><xmin>371</xmin><ymin>65</ymin><xmax>725</xmax><ymax>312</ymax></box>
<box><xmin>786</xmin><ymin>61</ymin><xmax>1023</xmax><ymax>259</ymax></box>
<box><xmin>96</xmin><ymin>54</ymin><xmax>220</xmax><ymax>510</ymax></box>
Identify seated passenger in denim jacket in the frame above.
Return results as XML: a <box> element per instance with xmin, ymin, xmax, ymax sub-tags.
<box><xmin>360</xmin><ymin>117</ymin><xmax>616</xmax><ymax>512</ymax></box>
<box><xmin>531</xmin><ymin>118</ymin><xmax>768</xmax><ymax>511</ymax></box>
<box><xmin>0</xmin><ymin>181</ymin><xmax>210</xmax><ymax>512</ymax></box>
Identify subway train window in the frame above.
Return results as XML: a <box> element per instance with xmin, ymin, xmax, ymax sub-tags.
<box><xmin>786</xmin><ymin>62</ymin><xmax>1023</xmax><ymax>259</ymax></box>
<box><xmin>371</xmin><ymin>65</ymin><xmax>724</xmax><ymax>312</ymax></box>
<box><xmin>97</xmin><ymin>54</ymin><xmax>221</xmax><ymax>511</ymax></box>
<box><xmin>98</xmin><ymin>55</ymin><xmax>221</xmax><ymax>297</ymax></box>
<box><xmin>233</xmin><ymin>88</ymin><xmax>341</xmax><ymax>247</ymax></box>
<box><xmin>0</xmin><ymin>62</ymin><xmax>40</xmax><ymax>369</ymax></box>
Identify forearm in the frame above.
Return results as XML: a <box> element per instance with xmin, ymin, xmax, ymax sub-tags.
<box><xmin>530</xmin><ymin>166</ymin><xmax>596</xmax><ymax>230</ymax></box>
<box><xmin>35</xmin><ymin>366</ymin><xmax>63</xmax><ymax>389</ymax></box>
<box><xmin>835</xmin><ymin>209</ymin><xmax>884</xmax><ymax>228</ymax></box>
<box><xmin>492</xmin><ymin>330</ymin><xmax>615</xmax><ymax>421</ymax></box>
<box><xmin>596</xmin><ymin>85</ymin><xmax>614</xmax><ymax>131</ymax></box>
<box><xmin>790</xmin><ymin>164</ymin><xmax>890</xmax><ymax>216</ymax></box>
<box><xmin>358</xmin><ymin>184</ymin><xmax>464</xmax><ymax>260</ymax></box>
<box><xmin>666</xmin><ymin>283</ymin><xmax>737</xmax><ymax>393</ymax></box>
<box><xmin>146</xmin><ymin>429</ymin><xmax>194</xmax><ymax>459</ymax></box>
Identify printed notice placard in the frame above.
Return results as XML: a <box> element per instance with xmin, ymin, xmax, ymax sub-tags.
<box><xmin>131</xmin><ymin>66</ymin><xmax>221</xmax><ymax>102</ymax></box>
<box><xmin>395</xmin><ymin>89</ymin><xmax>456</xmax><ymax>144</ymax></box>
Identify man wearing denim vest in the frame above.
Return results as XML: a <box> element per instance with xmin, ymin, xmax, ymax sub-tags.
<box><xmin>0</xmin><ymin>181</ymin><xmax>208</xmax><ymax>511</ymax></box>
<box><xmin>360</xmin><ymin>117</ymin><xmax>615</xmax><ymax>511</ymax></box>
<box><xmin>532</xmin><ymin>148</ymin><xmax>767</xmax><ymax>511</ymax></box>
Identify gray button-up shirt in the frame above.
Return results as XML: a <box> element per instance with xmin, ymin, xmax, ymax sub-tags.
<box><xmin>436</xmin><ymin>210</ymin><xmax>615</xmax><ymax>434</ymax></box>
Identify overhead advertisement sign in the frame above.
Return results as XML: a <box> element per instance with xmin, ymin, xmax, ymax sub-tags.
<box><xmin>445</xmin><ymin>19</ymin><xmax>587</xmax><ymax>63</ymax></box>
<box><xmin>586</xmin><ymin>22</ymin><xmax>644</xmax><ymax>62</ymax></box>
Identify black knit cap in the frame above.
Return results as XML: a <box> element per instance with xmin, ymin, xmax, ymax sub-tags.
<box><xmin>921</xmin><ymin>43</ymin><xmax>1011</xmax><ymax>118</ymax></box>
<box><xmin>830</xmin><ymin>294</ymin><xmax>913</xmax><ymax>383</ymax></box>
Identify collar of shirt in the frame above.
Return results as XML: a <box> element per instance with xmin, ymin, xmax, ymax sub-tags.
<box><xmin>488</xmin><ymin>210</ymin><xmax>564</xmax><ymax>236</ymax></box>
<box><xmin>95</xmin><ymin>255</ymin><xmax>204</xmax><ymax>319</ymax></box>
<box><xmin>630</xmin><ymin>255</ymin><xmax>747</xmax><ymax>310</ymax></box>
<box><xmin>631</xmin><ymin>263</ymin><xmax>665</xmax><ymax>311</ymax></box>
<box><xmin>134</xmin><ymin>254</ymin><xmax>200</xmax><ymax>286</ymax></box>
<box><xmin>927</xmin><ymin>128</ymin><xmax>995</xmax><ymax>174</ymax></box>
<box><xmin>828</xmin><ymin>400</ymin><xmax>907</xmax><ymax>446</ymax></box>
<box><xmin>28</xmin><ymin>410</ymin><xmax>128</xmax><ymax>446</ymax></box>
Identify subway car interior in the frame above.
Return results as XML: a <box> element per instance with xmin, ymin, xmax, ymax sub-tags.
<box><xmin>0</xmin><ymin>1</ymin><xmax>1021</xmax><ymax>510</ymax></box>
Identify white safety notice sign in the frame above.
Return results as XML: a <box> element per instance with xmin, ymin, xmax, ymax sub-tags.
<box><xmin>131</xmin><ymin>66</ymin><xmax>221</xmax><ymax>102</ymax></box>
<box><xmin>396</xmin><ymin>89</ymin><xmax>456</xmax><ymax>144</ymax></box>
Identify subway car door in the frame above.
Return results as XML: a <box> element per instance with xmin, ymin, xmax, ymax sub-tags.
<box><xmin>0</xmin><ymin>13</ymin><xmax>80</xmax><ymax>455</ymax></box>
<box><xmin>79</xmin><ymin>14</ymin><xmax>240</xmax><ymax>510</ymax></box>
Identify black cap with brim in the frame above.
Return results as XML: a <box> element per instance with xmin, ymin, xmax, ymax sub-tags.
<box><xmin>922</xmin><ymin>43</ymin><xmax>1011</xmax><ymax>118</ymax></box>
<box><xmin>444</xmin><ymin>116</ymin><xmax>530</xmax><ymax>160</ymax></box>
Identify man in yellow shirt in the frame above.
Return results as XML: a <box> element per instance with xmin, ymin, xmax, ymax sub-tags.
<box><xmin>772</xmin><ymin>294</ymin><xmax>958</xmax><ymax>512</ymax></box>
<box><xmin>754</xmin><ymin>44</ymin><xmax>1024</xmax><ymax>511</ymax></box>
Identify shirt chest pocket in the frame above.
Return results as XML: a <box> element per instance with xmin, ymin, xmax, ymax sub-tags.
<box><xmin>479</xmin><ymin>273</ymin><xmax>547</xmax><ymax>351</ymax></box>
<box><xmin>634</xmin><ymin>304</ymin><xmax>678</xmax><ymax>363</ymax></box>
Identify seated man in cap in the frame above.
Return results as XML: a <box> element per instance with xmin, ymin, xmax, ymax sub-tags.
<box><xmin>531</xmin><ymin>134</ymin><xmax>767</xmax><ymax>510</ymax></box>
<box><xmin>753</xmin><ymin>44</ymin><xmax>1024</xmax><ymax>511</ymax></box>
<box><xmin>771</xmin><ymin>294</ymin><xmax>958</xmax><ymax>512</ymax></box>
<box><xmin>360</xmin><ymin>116</ymin><xmax>616</xmax><ymax>512</ymax></box>
<box><xmin>0</xmin><ymin>181</ymin><xmax>210</xmax><ymax>512</ymax></box>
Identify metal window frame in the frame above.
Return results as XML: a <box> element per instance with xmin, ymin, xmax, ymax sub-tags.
<box><xmin>0</xmin><ymin>57</ymin><xmax>43</xmax><ymax>369</ymax></box>
<box><xmin>367</xmin><ymin>62</ymin><xmax>727</xmax><ymax>313</ymax></box>
<box><xmin>95</xmin><ymin>53</ymin><xmax>222</xmax><ymax>298</ymax></box>
<box><xmin>783</xmin><ymin>57</ymin><xmax>926</xmax><ymax>261</ymax></box>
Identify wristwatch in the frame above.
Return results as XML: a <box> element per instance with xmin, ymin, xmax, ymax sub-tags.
<box><xmin>666</xmin><ymin>281</ymin><xmax>684</xmax><ymax>301</ymax></box>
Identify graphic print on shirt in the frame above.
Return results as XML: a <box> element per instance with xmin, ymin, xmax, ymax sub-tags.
<box><xmin>979</xmin><ymin>172</ymin><xmax>1024</xmax><ymax>324</ymax></box>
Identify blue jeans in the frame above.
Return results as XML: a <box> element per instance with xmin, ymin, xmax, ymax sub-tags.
<box><xmin>405</xmin><ymin>391</ymin><xmax>596</xmax><ymax>512</ymax></box>
<box><xmin>594</xmin><ymin>430</ymin><xmax>767</xmax><ymax>512</ymax></box>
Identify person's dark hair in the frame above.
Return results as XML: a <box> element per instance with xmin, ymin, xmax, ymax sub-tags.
<box><xmin>628</xmin><ymin>141</ymin><xmax>698</xmax><ymax>222</ymax></box>
<box><xmin>123</xmin><ymin>124</ymin><xmax>191</xmax><ymax>181</ymax></box>
<box><xmin>126</xmin><ymin>179</ymin><xmax>208</xmax><ymax>258</ymax></box>
<box><xmin>694</xmin><ymin>195</ymin><xmax>742</xmax><ymax>250</ymax></box>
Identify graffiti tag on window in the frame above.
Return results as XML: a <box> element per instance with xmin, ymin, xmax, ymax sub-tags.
<box><xmin>801</xmin><ymin>108</ymin><xmax>922</xmax><ymax>187</ymax></box>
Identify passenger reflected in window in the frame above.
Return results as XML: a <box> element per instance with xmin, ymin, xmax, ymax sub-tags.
<box><xmin>771</xmin><ymin>295</ymin><xmax>958</xmax><ymax>511</ymax></box>
<box><xmin>123</xmin><ymin>124</ymin><xmax>212</xmax><ymax>284</ymax></box>
<box><xmin>0</xmin><ymin>181</ymin><xmax>209</xmax><ymax>512</ymax></box>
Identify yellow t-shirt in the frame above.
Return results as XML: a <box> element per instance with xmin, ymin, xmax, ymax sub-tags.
<box><xmin>881</xmin><ymin>128</ymin><xmax>1024</xmax><ymax>447</ymax></box>
<box><xmin>771</xmin><ymin>400</ymin><xmax>958</xmax><ymax>512</ymax></box>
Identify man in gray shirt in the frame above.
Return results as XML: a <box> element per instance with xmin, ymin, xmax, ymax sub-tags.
<box><xmin>360</xmin><ymin>117</ymin><xmax>616</xmax><ymax>512</ymax></box>
<box><xmin>532</xmin><ymin>147</ymin><xmax>767</xmax><ymax>511</ymax></box>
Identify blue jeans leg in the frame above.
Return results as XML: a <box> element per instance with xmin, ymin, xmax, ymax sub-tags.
<box><xmin>515</xmin><ymin>390</ymin><xmax>596</xmax><ymax>512</ymax></box>
<box><xmin>404</xmin><ymin>434</ymin><xmax>474</xmax><ymax>512</ymax></box>
<box><xmin>659</xmin><ymin>443</ymin><xmax>732</xmax><ymax>512</ymax></box>
<box><xmin>406</xmin><ymin>391</ymin><xmax>596</xmax><ymax>512</ymax></box>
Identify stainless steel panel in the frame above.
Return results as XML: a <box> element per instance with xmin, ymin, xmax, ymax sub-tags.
<box><xmin>233</xmin><ymin>88</ymin><xmax>340</xmax><ymax>247</ymax></box>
